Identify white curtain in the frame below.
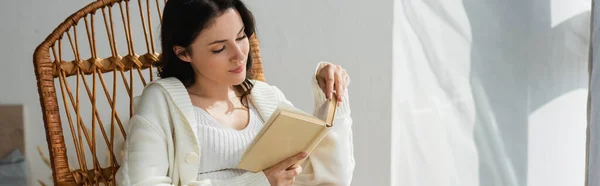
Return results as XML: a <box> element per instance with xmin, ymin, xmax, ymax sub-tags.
<box><xmin>392</xmin><ymin>0</ymin><xmax>591</xmax><ymax>186</ymax></box>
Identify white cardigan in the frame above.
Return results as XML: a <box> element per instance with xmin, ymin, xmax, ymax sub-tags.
<box><xmin>115</xmin><ymin>64</ymin><xmax>355</xmax><ymax>186</ymax></box>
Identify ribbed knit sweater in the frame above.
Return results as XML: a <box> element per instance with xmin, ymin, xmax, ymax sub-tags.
<box><xmin>194</xmin><ymin>104</ymin><xmax>264</xmax><ymax>180</ymax></box>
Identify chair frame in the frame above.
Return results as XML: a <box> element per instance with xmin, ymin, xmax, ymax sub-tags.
<box><xmin>32</xmin><ymin>0</ymin><xmax>264</xmax><ymax>185</ymax></box>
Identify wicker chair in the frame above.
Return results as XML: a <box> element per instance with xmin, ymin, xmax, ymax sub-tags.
<box><xmin>32</xmin><ymin>0</ymin><xmax>265</xmax><ymax>185</ymax></box>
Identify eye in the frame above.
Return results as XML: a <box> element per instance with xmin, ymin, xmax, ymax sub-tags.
<box><xmin>211</xmin><ymin>47</ymin><xmax>225</xmax><ymax>54</ymax></box>
<box><xmin>211</xmin><ymin>35</ymin><xmax>246</xmax><ymax>54</ymax></box>
<box><xmin>236</xmin><ymin>34</ymin><xmax>247</xmax><ymax>41</ymax></box>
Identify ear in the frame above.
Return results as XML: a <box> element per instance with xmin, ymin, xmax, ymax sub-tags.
<box><xmin>173</xmin><ymin>46</ymin><xmax>193</xmax><ymax>63</ymax></box>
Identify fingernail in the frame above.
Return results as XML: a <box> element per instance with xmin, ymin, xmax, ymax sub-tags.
<box><xmin>301</xmin><ymin>152</ymin><xmax>308</xmax><ymax>158</ymax></box>
<box><xmin>328</xmin><ymin>93</ymin><xmax>332</xmax><ymax>99</ymax></box>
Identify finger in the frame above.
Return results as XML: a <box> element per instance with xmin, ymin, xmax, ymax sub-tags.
<box><xmin>318</xmin><ymin>78</ymin><xmax>328</xmax><ymax>96</ymax></box>
<box><xmin>285</xmin><ymin>166</ymin><xmax>303</xmax><ymax>178</ymax></box>
<box><xmin>278</xmin><ymin>152</ymin><xmax>307</xmax><ymax>170</ymax></box>
<box><xmin>317</xmin><ymin>66</ymin><xmax>328</xmax><ymax>96</ymax></box>
<box><xmin>336</xmin><ymin>79</ymin><xmax>347</xmax><ymax>107</ymax></box>
<box><xmin>334</xmin><ymin>69</ymin><xmax>343</xmax><ymax>103</ymax></box>
<box><xmin>336</xmin><ymin>66</ymin><xmax>345</xmax><ymax>100</ymax></box>
<box><xmin>325</xmin><ymin>68</ymin><xmax>335</xmax><ymax>99</ymax></box>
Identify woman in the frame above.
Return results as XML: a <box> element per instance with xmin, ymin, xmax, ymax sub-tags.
<box><xmin>115</xmin><ymin>0</ymin><xmax>354</xmax><ymax>185</ymax></box>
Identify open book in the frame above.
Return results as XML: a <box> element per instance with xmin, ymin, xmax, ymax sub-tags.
<box><xmin>237</xmin><ymin>95</ymin><xmax>338</xmax><ymax>172</ymax></box>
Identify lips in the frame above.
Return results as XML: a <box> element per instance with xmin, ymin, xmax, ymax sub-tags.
<box><xmin>229</xmin><ymin>65</ymin><xmax>244</xmax><ymax>73</ymax></box>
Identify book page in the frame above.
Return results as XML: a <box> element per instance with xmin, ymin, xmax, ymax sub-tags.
<box><xmin>313</xmin><ymin>101</ymin><xmax>330</xmax><ymax>122</ymax></box>
<box><xmin>313</xmin><ymin>95</ymin><xmax>337</xmax><ymax>125</ymax></box>
<box><xmin>277</xmin><ymin>102</ymin><xmax>313</xmax><ymax>118</ymax></box>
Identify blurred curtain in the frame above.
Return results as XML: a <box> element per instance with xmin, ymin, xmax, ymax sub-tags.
<box><xmin>393</xmin><ymin>0</ymin><xmax>591</xmax><ymax>186</ymax></box>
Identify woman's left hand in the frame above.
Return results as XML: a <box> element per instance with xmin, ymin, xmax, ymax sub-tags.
<box><xmin>316</xmin><ymin>63</ymin><xmax>349</xmax><ymax>104</ymax></box>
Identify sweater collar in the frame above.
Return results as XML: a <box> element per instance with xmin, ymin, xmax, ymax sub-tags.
<box><xmin>151</xmin><ymin>77</ymin><xmax>199</xmax><ymax>140</ymax></box>
<box><xmin>151</xmin><ymin>78</ymin><xmax>279</xmax><ymax>133</ymax></box>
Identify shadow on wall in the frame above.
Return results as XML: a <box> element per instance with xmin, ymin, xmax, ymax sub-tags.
<box><xmin>465</xmin><ymin>0</ymin><xmax>589</xmax><ymax>185</ymax></box>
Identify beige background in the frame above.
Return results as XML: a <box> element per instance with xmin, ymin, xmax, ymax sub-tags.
<box><xmin>0</xmin><ymin>105</ymin><xmax>24</xmax><ymax>158</ymax></box>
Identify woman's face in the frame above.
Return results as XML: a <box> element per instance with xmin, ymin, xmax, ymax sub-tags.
<box><xmin>176</xmin><ymin>8</ymin><xmax>250</xmax><ymax>86</ymax></box>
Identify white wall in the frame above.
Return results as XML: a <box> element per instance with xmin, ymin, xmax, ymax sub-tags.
<box><xmin>1</xmin><ymin>1</ymin><xmax>91</xmax><ymax>185</ymax></box>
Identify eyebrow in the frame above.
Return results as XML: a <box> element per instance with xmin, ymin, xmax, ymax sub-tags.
<box><xmin>207</xmin><ymin>26</ymin><xmax>245</xmax><ymax>46</ymax></box>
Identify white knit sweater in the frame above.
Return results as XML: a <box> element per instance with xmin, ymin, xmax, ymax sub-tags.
<box><xmin>194</xmin><ymin>104</ymin><xmax>264</xmax><ymax>180</ymax></box>
<box><xmin>115</xmin><ymin>62</ymin><xmax>355</xmax><ymax>186</ymax></box>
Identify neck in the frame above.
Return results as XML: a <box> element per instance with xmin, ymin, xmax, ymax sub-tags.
<box><xmin>187</xmin><ymin>76</ymin><xmax>239</xmax><ymax>101</ymax></box>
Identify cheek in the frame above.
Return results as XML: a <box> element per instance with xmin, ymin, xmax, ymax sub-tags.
<box><xmin>241</xmin><ymin>40</ymin><xmax>250</xmax><ymax>57</ymax></box>
<box><xmin>191</xmin><ymin>53</ymin><xmax>227</xmax><ymax>73</ymax></box>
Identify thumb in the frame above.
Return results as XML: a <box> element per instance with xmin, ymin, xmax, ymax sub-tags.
<box><xmin>278</xmin><ymin>152</ymin><xmax>307</xmax><ymax>170</ymax></box>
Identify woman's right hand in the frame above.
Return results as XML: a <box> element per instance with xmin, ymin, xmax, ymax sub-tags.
<box><xmin>263</xmin><ymin>152</ymin><xmax>308</xmax><ymax>186</ymax></box>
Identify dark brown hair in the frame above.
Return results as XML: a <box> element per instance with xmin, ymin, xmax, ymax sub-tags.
<box><xmin>155</xmin><ymin>0</ymin><xmax>256</xmax><ymax>106</ymax></box>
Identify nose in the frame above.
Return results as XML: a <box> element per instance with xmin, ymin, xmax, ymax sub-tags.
<box><xmin>230</xmin><ymin>42</ymin><xmax>246</xmax><ymax>63</ymax></box>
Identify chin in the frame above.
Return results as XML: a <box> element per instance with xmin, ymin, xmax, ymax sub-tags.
<box><xmin>230</xmin><ymin>73</ymin><xmax>247</xmax><ymax>85</ymax></box>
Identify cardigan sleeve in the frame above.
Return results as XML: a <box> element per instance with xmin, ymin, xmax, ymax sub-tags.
<box><xmin>115</xmin><ymin>115</ymin><xmax>174</xmax><ymax>186</ymax></box>
<box><xmin>271</xmin><ymin>62</ymin><xmax>355</xmax><ymax>186</ymax></box>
